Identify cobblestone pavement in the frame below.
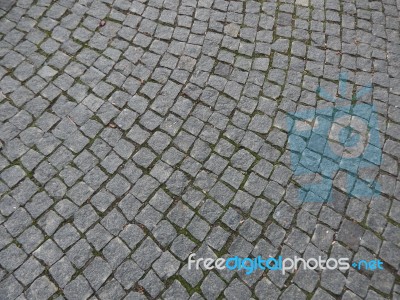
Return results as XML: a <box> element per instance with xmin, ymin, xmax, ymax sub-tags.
<box><xmin>0</xmin><ymin>0</ymin><xmax>400</xmax><ymax>299</ymax></box>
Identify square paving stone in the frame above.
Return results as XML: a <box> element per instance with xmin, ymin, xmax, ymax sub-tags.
<box><xmin>49</xmin><ymin>257</ymin><xmax>75</xmax><ymax>288</ymax></box>
<box><xmin>15</xmin><ymin>257</ymin><xmax>44</xmax><ymax>286</ymax></box>
<box><xmin>83</xmin><ymin>257</ymin><xmax>112</xmax><ymax>291</ymax></box>
<box><xmin>0</xmin><ymin>244</ymin><xmax>27</xmax><ymax>272</ymax></box>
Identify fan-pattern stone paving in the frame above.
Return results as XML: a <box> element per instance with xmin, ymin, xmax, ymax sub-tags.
<box><xmin>0</xmin><ymin>0</ymin><xmax>399</xmax><ymax>299</ymax></box>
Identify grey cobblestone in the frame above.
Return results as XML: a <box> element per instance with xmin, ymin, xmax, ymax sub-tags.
<box><xmin>0</xmin><ymin>0</ymin><xmax>399</xmax><ymax>298</ymax></box>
